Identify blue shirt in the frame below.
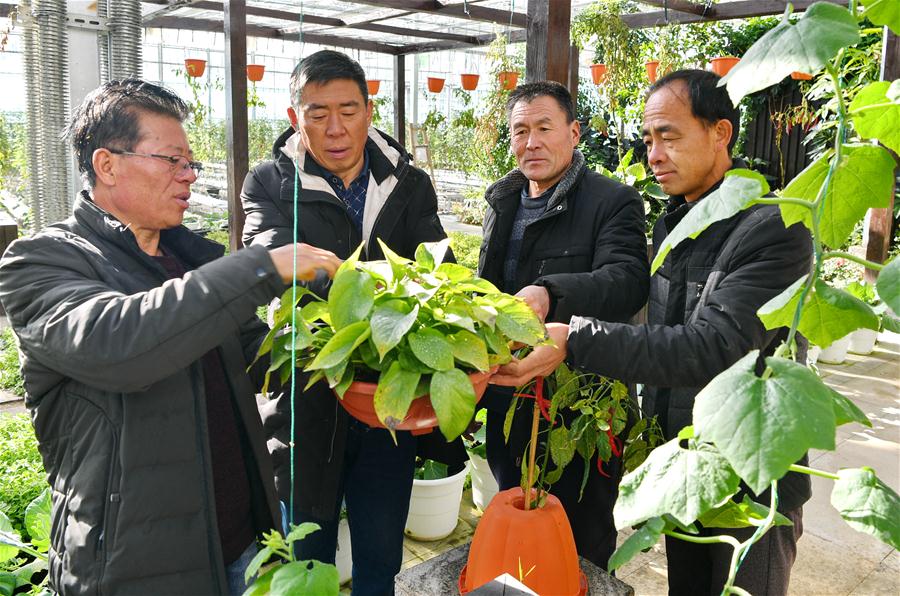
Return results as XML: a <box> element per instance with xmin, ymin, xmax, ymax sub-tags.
<box><xmin>311</xmin><ymin>150</ymin><xmax>370</xmax><ymax>234</ymax></box>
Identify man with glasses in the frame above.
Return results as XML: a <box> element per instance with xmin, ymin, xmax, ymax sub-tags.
<box><xmin>0</xmin><ymin>78</ymin><xmax>342</xmax><ymax>596</ymax></box>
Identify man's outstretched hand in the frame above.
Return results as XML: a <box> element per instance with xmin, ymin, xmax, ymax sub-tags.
<box><xmin>492</xmin><ymin>322</ymin><xmax>570</xmax><ymax>387</ymax></box>
<box><xmin>270</xmin><ymin>243</ymin><xmax>342</xmax><ymax>283</ymax></box>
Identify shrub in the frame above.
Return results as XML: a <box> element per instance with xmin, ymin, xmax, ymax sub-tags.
<box><xmin>0</xmin><ymin>329</ymin><xmax>24</xmax><ymax>398</ymax></box>
<box><xmin>448</xmin><ymin>231</ymin><xmax>481</xmax><ymax>272</ymax></box>
<box><xmin>0</xmin><ymin>414</ymin><xmax>46</xmax><ymax>540</ymax></box>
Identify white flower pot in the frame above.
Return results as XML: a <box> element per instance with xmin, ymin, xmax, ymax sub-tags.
<box><xmin>806</xmin><ymin>345</ymin><xmax>821</xmax><ymax>367</ymax></box>
<box><xmin>468</xmin><ymin>452</ymin><xmax>499</xmax><ymax>511</ymax></box>
<box><xmin>404</xmin><ymin>463</ymin><xmax>469</xmax><ymax>541</ymax></box>
<box><xmin>336</xmin><ymin>517</ymin><xmax>352</xmax><ymax>585</ymax></box>
<box><xmin>818</xmin><ymin>335</ymin><xmax>851</xmax><ymax>364</ymax></box>
<box><xmin>848</xmin><ymin>327</ymin><xmax>878</xmax><ymax>355</ymax></box>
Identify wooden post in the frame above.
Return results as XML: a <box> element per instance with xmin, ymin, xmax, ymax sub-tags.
<box><xmin>525</xmin><ymin>0</ymin><xmax>571</xmax><ymax>85</ymax></box>
<box><xmin>0</xmin><ymin>213</ymin><xmax>17</xmax><ymax>315</ymax></box>
<box><xmin>864</xmin><ymin>27</ymin><xmax>899</xmax><ymax>282</ymax></box>
<box><xmin>224</xmin><ymin>0</ymin><xmax>248</xmax><ymax>253</ymax></box>
<box><xmin>568</xmin><ymin>44</ymin><xmax>579</xmax><ymax>110</ymax></box>
<box><xmin>393</xmin><ymin>54</ymin><xmax>406</xmax><ymax>150</ymax></box>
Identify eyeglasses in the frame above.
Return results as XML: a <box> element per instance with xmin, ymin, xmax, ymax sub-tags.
<box><xmin>108</xmin><ymin>149</ymin><xmax>204</xmax><ymax>177</ymax></box>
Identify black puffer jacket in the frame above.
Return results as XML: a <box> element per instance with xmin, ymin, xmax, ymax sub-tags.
<box><xmin>241</xmin><ymin>127</ymin><xmax>449</xmax><ymax>519</ymax></box>
<box><xmin>0</xmin><ymin>195</ymin><xmax>284</xmax><ymax>595</ymax></box>
<box><xmin>565</xmin><ymin>164</ymin><xmax>814</xmax><ymax>511</ymax></box>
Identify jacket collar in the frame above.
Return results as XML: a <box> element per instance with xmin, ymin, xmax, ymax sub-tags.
<box><xmin>485</xmin><ymin>150</ymin><xmax>586</xmax><ymax>212</ymax></box>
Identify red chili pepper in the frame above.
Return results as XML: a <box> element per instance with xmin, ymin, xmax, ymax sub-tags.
<box><xmin>513</xmin><ymin>377</ymin><xmax>554</xmax><ymax>425</ymax></box>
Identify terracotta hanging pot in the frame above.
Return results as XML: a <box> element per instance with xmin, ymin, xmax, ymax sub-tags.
<box><xmin>459</xmin><ymin>487</ymin><xmax>586</xmax><ymax>595</ymax></box>
<box><xmin>791</xmin><ymin>71</ymin><xmax>813</xmax><ymax>80</ymax></box>
<box><xmin>246</xmin><ymin>64</ymin><xmax>265</xmax><ymax>82</ymax></box>
<box><xmin>184</xmin><ymin>58</ymin><xmax>206</xmax><ymax>78</ymax></box>
<box><xmin>427</xmin><ymin>77</ymin><xmax>445</xmax><ymax>93</ymax></box>
<box><xmin>336</xmin><ymin>368</ymin><xmax>494</xmax><ymax>435</ymax></box>
<box><xmin>645</xmin><ymin>60</ymin><xmax>660</xmax><ymax>83</ymax></box>
<box><xmin>498</xmin><ymin>71</ymin><xmax>519</xmax><ymax>90</ymax></box>
<box><xmin>590</xmin><ymin>63</ymin><xmax>607</xmax><ymax>85</ymax></box>
<box><xmin>460</xmin><ymin>73</ymin><xmax>480</xmax><ymax>90</ymax></box>
<box><xmin>366</xmin><ymin>79</ymin><xmax>381</xmax><ymax>96</ymax></box>
<box><xmin>710</xmin><ymin>56</ymin><xmax>740</xmax><ymax>77</ymax></box>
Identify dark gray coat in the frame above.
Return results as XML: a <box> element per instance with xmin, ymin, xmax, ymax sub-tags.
<box><xmin>0</xmin><ymin>195</ymin><xmax>284</xmax><ymax>595</ymax></box>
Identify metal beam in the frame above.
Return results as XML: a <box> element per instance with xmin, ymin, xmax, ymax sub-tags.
<box><xmin>394</xmin><ymin>54</ymin><xmax>406</xmax><ymax>149</ymax></box>
<box><xmin>142</xmin><ymin>0</ymin><xmax>206</xmax><ymax>21</ymax></box>
<box><xmin>142</xmin><ymin>0</ymin><xmax>346</xmax><ymax>28</ymax></box>
<box><xmin>636</xmin><ymin>0</ymin><xmax>714</xmax><ymax>17</ymax></box>
<box><xmin>396</xmin><ymin>29</ymin><xmax>526</xmax><ymax>55</ymax></box>
<box><xmin>280</xmin><ymin>20</ymin><xmax>480</xmax><ymax>44</ymax></box>
<box><xmin>622</xmin><ymin>0</ymin><xmax>846</xmax><ymax>28</ymax></box>
<box><xmin>224</xmin><ymin>0</ymin><xmax>248</xmax><ymax>252</ymax></box>
<box><xmin>343</xmin><ymin>0</ymin><xmax>527</xmax><ymax>28</ymax></box>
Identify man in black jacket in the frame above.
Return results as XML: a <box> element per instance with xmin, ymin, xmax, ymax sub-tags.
<box><xmin>493</xmin><ymin>70</ymin><xmax>811</xmax><ymax>595</ymax></box>
<box><xmin>478</xmin><ymin>81</ymin><xmax>649</xmax><ymax>569</ymax></box>
<box><xmin>241</xmin><ymin>50</ymin><xmax>452</xmax><ymax>595</ymax></box>
<box><xmin>0</xmin><ymin>79</ymin><xmax>341</xmax><ymax>596</ymax></box>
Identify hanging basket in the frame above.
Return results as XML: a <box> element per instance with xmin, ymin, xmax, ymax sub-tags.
<box><xmin>366</xmin><ymin>79</ymin><xmax>381</xmax><ymax>96</ymax></box>
<box><xmin>459</xmin><ymin>487</ymin><xmax>586</xmax><ymax>595</ymax></box>
<box><xmin>460</xmin><ymin>73</ymin><xmax>480</xmax><ymax>91</ymax></box>
<box><xmin>336</xmin><ymin>368</ymin><xmax>494</xmax><ymax>435</ymax></box>
<box><xmin>184</xmin><ymin>58</ymin><xmax>206</xmax><ymax>78</ymax></box>
<box><xmin>246</xmin><ymin>64</ymin><xmax>265</xmax><ymax>82</ymax></box>
<box><xmin>498</xmin><ymin>71</ymin><xmax>519</xmax><ymax>91</ymax></box>
<box><xmin>790</xmin><ymin>71</ymin><xmax>813</xmax><ymax>81</ymax></box>
<box><xmin>589</xmin><ymin>63</ymin><xmax>607</xmax><ymax>85</ymax></box>
<box><xmin>710</xmin><ymin>56</ymin><xmax>740</xmax><ymax>77</ymax></box>
<box><xmin>645</xmin><ymin>60</ymin><xmax>660</xmax><ymax>83</ymax></box>
<box><xmin>427</xmin><ymin>77</ymin><xmax>445</xmax><ymax>93</ymax></box>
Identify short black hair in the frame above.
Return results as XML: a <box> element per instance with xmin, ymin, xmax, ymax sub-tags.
<box><xmin>647</xmin><ymin>69</ymin><xmax>741</xmax><ymax>153</ymax></box>
<box><xmin>506</xmin><ymin>81</ymin><xmax>575</xmax><ymax>123</ymax></box>
<box><xmin>290</xmin><ymin>50</ymin><xmax>368</xmax><ymax>109</ymax></box>
<box><xmin>63</xmin><ymin>78</ymin><xmax>190</xmax><ymax>188</ymax></box>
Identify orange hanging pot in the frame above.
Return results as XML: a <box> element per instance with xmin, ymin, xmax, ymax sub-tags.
<box><xmin>460</xmin><ymin>73</ymin><xmax>480</xmax><ymax>90</ymax></box>
<box><xmin>791</xmin><ymin>71</ymin><xmax>813</xmax><ymax>80</ymax></box>
<box><xmin>184</xmin><ymin>58</ymin><xmax>206</xmax><ymax>78</ymax></box>
<box><xmin>590</xmin><ymin>63</ymin><xmax>607</xmax><ymax>85</ymax></box>
<box><xmin>246</xmin><ymin>64</ymin><xmax>265</xmax><ymax>82</ymax></box>
<box><xmin>459</xmin><ymin>487</ymin><xmax>586</xmax><ymax>595</ymax></box>
<box><xmin>427</xmin><ymin>77</ymin><xmax>445</xmax><ymax>93</ymax></box>
<box><xmin>710</xmin><ymin>56</ymin><xmax>740</xmax><ymax>77</ymax></box>
<box><xmin>645</xmin><ymin>60</ymin><xmax>660</xmax><ymax>83</ymax></box>
<box><xmin>366</xmin><ymin>79</ymin><xmax>381</xmax><ymax>96</ymax></box>
<box><xmin>498</xmin><ymin>71</ymin><xmax>519</xmax><ymax>90</ymax></box>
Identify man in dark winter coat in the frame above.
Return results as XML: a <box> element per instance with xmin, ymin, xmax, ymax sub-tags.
<box><xmin>0</xmin><ymin>79</ymin><xmax>341</xmax><ymax>596</ymax></box>
<box><xmin>493</xmin><ymin>70</ymin><xmax>812</xmax><ymax>596</ymax></box>
<box><xmin>478</xmin><ymin>81</ymin><xmax>649</xmax><ymax>569</ymax></box>
<box><xmin>241</xmin><ymin>50</ymin><xmax>454</xmax><ymax>595</ymax></box>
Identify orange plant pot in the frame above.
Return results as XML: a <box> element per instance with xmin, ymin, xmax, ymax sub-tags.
<box><xmin>184</xmin><ymin>58</ymin><xmax>206</xmax><ymax>78</ymax></box>
<box><xmin>645</xmin><ymin>60</ymin><xmax>660</xmax><ymax>83</ymax></box>
<box><xmin>459</xmin><ymin>488</ymin><xmax>586</xmax><ymax>595</ymax></box>
<box><xmin>246</xmin><ymin>64</ymin><xmax>265</xmax><ymax>82</ymax></box>
<box><xmin>337</xmin><ymin>368</ymin><xmax>494</xmax><ymax>435</ymax></box>
<box><xmin>710</xmin><ymin>56</ymin><xmax>740</xmax><ymax>77</ymax></box>
<box><xmin>791</xmin><ymin>71</ymin><xmax>813</xmax><ymax>81</ymax></box>
<box><xmin>590</xmin><ymin>63</ymin><xmax>607</xmax><ymax>85</ymax></box>
<box><xmin>366</xmin><ymin>79</ymin><xmax>381</xmax><ymax>96</ymax></box>
<box><xmin>427</xmin><ymin>77</ymin><xmax>445</xmax><ymax>93</ymax></box>
<box><xmin>498</xmin><ymin>71</ymin><xmax>519</xmax><ymax>90</ymax></box>
<box><xmin>460</xmin><ymin>73</ymin><xmax>480</xmax><ymax>90</ymax></box>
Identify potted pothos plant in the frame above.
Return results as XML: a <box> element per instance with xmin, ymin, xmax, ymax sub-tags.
<box><xmin>257</xmin><ymin>239</ymin><xmax>547</xmax><ymax>442</ymax></box>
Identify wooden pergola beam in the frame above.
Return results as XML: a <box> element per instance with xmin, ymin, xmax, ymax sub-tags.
<box><xmin>622</xmin><ymin>0</ymin><xmax>846</xmax><ymax>28</ymax></box>
<box><xmin>142</xmin><ymin>0</ymin><xmax>344</xmax><ymax>27</ymax></box>
<box><xmin>396</xmin><ymin>29</ymin><xmax>526</xmax><ymax>55</ymax></box>
<box><xmin>637</xmin><ymin>0</ymin><xmax>714</xmax><ymax>17</ymax></box>
<box><xmin>344</xmin><ymin>0</ymin><xmax>527</xmax><ymax>28</ymax></box>
<box><xmin>526</xmin><ymin>0</ymin><xmax>572</xmax><ymax>90</ymax></box>
<box><xmin>280</xmin><ymin>20</ymin><xmax>480</xmax><ymax>44</ymax></box>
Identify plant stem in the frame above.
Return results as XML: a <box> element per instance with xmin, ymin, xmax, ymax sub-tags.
<box><xmin>789</xmin><ymin>463</ymin><xmax>840</xmax><ymax>480</ymax></box>
<box><xmin>822</xmin><ymin>250</ymin><xmax>884</xmax><ymax>272</ymax></box>
<box><xmin>722</xmin><ymin>481</ymin><xmax>779</xmax><ymax>594</ymax></box>
<box><xmin>664</xmin><ymin>529</ymin><xmax>741</xmax><ymax>548</ymax></box>
<box><xmin>754</xmin><ymin>197</ymin><xmax>815</xmax><ymax>209</ymax></box>
<box><xmin>524</xmin><ymin>397</ymin><xmax>541</xmax><ymax>510</ymax></box>
<box><xmin>727</xmin><ymin>587</ymin><xmax>753</xmax><ymax>596</ymax></box>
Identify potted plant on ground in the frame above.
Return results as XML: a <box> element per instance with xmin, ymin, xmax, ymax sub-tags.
<box><xmin>845</xmin><ymin>280</ymin><xmax>883</xmax><ymax>354</ymax></box>
<box><xmin>463</xmin><ymin>408</ymin><xmax>499</xmax><ymax>511</ymax></box>
<box><xmin>405</xmin><ymin>458</ymin><xmax>470</xmax><ymax>541</ymax></box>
<box><xmin>335</xmin><ymin>507</ymin><xmax>351</xmax><ymax>585</ymax></box>
<box><xmin>243</xmin><ymin>523</ymin><xmax>339</xmax><ymax>595</ymax></box>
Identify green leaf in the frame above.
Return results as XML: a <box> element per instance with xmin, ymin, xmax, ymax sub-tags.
<box><xmin>495</xmin><ymin>298</ymin><xmax>546</xmax><ymax>345</ymax></box>
<box><xmin>328</xmin><ymin>268</ymin><xmax>376</xmax><ymax>330</ymax></box>
<box><xmin>780</xmin><ymin>146</ymin><xmax>895</xmax><ymax>248</ymax></box>
<box><xmin>830</xmin><ymin>386</ymin><xmax>872</xmax><ymax>428</ymax></box>
<box><xmin>614</xmin><ymin>437</ymin><xmax>740</xmax><ymax>528</ymax></box>
<box><xmin>285</xmin><ymin>522</ymin><xmax>320</xmax><ymax>544</ymax></box>
<box><xmin>376</xmin><ymin>239</ymin><xmax>414</xmax><ymax>281</ymax></box>
<box><xmin>549</xmin><ymin>426</ymin><xmax>576</xmax><ymax>470</ymax></box>
<box><xmin>243</xmin><ymin>566</ymin><xmax>278</xmax><ymax>596</ymax></box>
<box><xmin>447</xmin><ymin>330</ymin><xmax>490</xmax><ymax>371</ymax></box>
<box><xmin>759</xmin><ymin>278</ymin><xmax>881</xmax><ymax>348</ymax></box>
<box><xmin>24</xmin><ymin>489</ymin><xmax>50</xmax><ymax>553</ymax></box>
<box><xmin>0</xmin><ymin>573</ymin><xmax>15</xmax><ymax>596</ymax></box>
<box><xmin>272</xmin><ymin>286</ymin><xmax>314</xmax><ymax>326</ymax></box>
<box><xmin>408</xmin><ymin>328</ymin><xmax>455</xmax><ymax>371</ymax></box>
<box><xmin>306</xmin><ymin>321</ymin><xmax>371</xmax><ymax>371</ymax></box>
<box><xmin>831</xmin><ymin>467</ymin><xmax>900</xmax><ymax>550</ymax></box>
<box><xmin>608</xmin><ymin>517</ymin><xmax>665</xmax><ymax>572</ymax></box>
<box><xmin>883</xmin><ymin>314</ymin><xmax>900</xmax><ymax>333</ymax></box>
<box><xmin>370</xmin><ymin>301</ymin><xmax>419</xmax><ymax>360</ymax></box>
<box><xmin>269</xmin><ymin>560</ymin><xmax>340</xmax><ymax>596</ymax></box>
<box><xmin>850</xmin><ymin>81</ymin><xmax>900</xmax><ymax>155</ymax></box>
<box><xmin>430</xmin><ymin>368</ymin><xmax>477</xmax><ymax>441</ymax></box>
<box><xmin>697</xmin><ymin>495</ymin><xmax>793</xmax><ymax>530</ymax></box>
<box><xmin>721</xmin><ymin>3</ymin><xmax>860</xmax><ymax>104</ymax></box>
<box><xmin>244</xmin><ymin>545</ymin><xmax>275</xmax><ymax>584</ymax></box>
<box><xmin>877</xmin><ymin>258</ymin><xmax>900</xmax><ymax>314</ymax></box>
<box><xmin>301</xmin><ymin>301</ymin><xmax>330</xmax><ymax>324</ymax></box>
<box><xmin>862</xmin><ymin>0</ymin><xmax>900</xmax><ymax>34</ymax></box>
<box><xmin>373</xmin><ymin>361</ymin><xmax>421</xmax><ymax>430</ymax></box>
<box><xmin>650</xmin><ymin>170</ymin><xmax>768</xmax><ymax>273</ymax></box>
<box><xmin>436</xmin><ymin>262</ymin><xmax>475</xmax><ymax>282</ymax></box>
<box><xmin>693</xmin><ymin>352</ymin><xmax>836</xmax><ymax>494</ymax></box>
<box><xmin>415</xmin><ymin>239</ymin><xmax>451</xmax><ymax>270</ymax></box>
<box><xmin>0</xmin><ymin>514</ymin><xmax>19</xmax><ymax>564</ymax></box>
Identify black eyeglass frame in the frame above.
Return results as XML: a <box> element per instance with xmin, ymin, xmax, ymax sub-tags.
<box><xmin>107</xmin><ymin>149</ymin><xmax>204</xmax><ymax>176</ymax></box>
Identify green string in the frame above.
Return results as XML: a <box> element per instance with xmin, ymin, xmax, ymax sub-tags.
<box><xmin>288</xmin><ymin>160</ymin><xmax>299</xmax><ymax>530</ymax></box>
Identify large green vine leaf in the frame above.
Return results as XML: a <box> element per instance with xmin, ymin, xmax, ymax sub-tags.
<box><xmin>721</xmin><ymin>2</ymin><xmax>860</xmax><ymax>105</ymax></box>
<box><xmin>861</xmin><ymin>0</ymin><xmax>900</xmax><ymax>39</ymax></box>
<box><xmin>650</xmin><ymin>170</ymin><xmax>768</xmax><ymax>274</ymax></box>
<box><xmin>269</xmin><ymin>560</ymin><xmax>340</xmax><ymax>596</ymax></box>
<box><xmin>370</xmin><ymin>301</ymin><xmax>419</xmax><ymax>360</ymax></box>
<box><xmin>780</xmin><ymin>145</ymin><xmax>896</xmax><ymax>248</ymax></box>
<box><xmin>608</xmin><ymin>517</ymin><xmax>665</xmax><ymax>572</ymax></box>
<box><xmin>850</xmin><ymin>80</ymin><xmax>900</xmax><ymax>155</ymax></box>
<box><xmin>24</xmin><ymin>489</ymin><xmax>50</xmax><ymax>553</ymax></box>
<box><xmin>830</xmin><ymin>386</ymin><xmax>872</xmax><ymax>428</ymax></box>
<box><xmin>758</xmin><ymin>277</ymin><xmax>880</xmax><ymax>348</ymax></box>
<box><xmin>831</xmin><ymin>467</ymin><xmax>900</xmax><ymax>550</ymax></box>
<box><xmin>697</xmin><ymin>495</ymin><xmax>793</xmax><ymax>530</ymax></box>
<box><xmin>430</xmin><ymin>368</ymin><xmax>477</xmax><ymax>440</ymax></box>
<box><xmin>614</xmin><ymin>435</ymin><xmax>740</xmax><ymax>528</ymax></box>
<box><xmin>693</xmin><ymin>352</ymin><xmax>836</xmax><ymax>494</ymax></box>
<box><xmin>373</xmin><ymin>361</ymin><xmax>421</xmax><ymax>431</ymax></box>
<box><xmin>876</xmin><ymin>257</ymin><xmax>900</xmax><ymax>314</ymax></box>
